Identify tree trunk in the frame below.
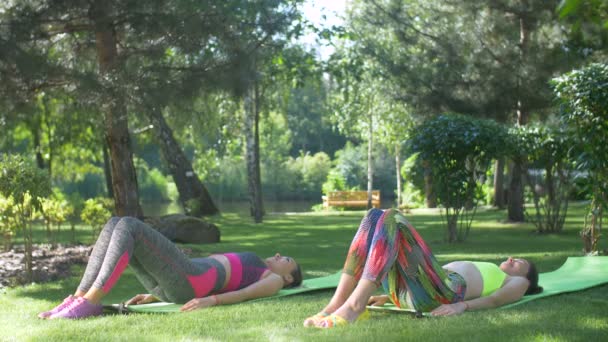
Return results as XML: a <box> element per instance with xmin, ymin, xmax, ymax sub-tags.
<box><xmin>446</xmin><ymin>210</ymin><xmax>458</xmax><ymax>243</ymax></box>
<box><xmin>244</xmin><ymin>80</ymin><xmax>264</xmax><ymax>223</ymax></box>
<box><xmin>41</xmin><ymin>95</ymin><xmax>53</xmax><ymax>177</ymax></box>
<box><xmin>546</xmin><ymin>165</ymin><xmax>555</xmax><ymax>207</ymax></box>
<box><xmin>24</xmin><ymin>223</ymin><xmax>33</xmax><ymax>282</ymax></box>
<box><xmin>422</xmin><ymin>160</ymin><xmax>437</xmax><ymax>208</ymax></box>
<box><xmin>507</xmin><ymin>4</ymin><xmax>530</xmax><ymax>222</ymax></box>
<box><xmin>33</xmin><ymin>127</ymin><xmax>45</xmax><ymax>170</ymax></box>
<box><xmin>91</xmin><ymin>0</ymin><xmax>142</xmax><ymax>218</ymax></box>
<box><xmin>18</xmin><ymin>208</ymin><xmax>33</xmax><ymax>282</ymax></box>
<box><xmin>507</xmin><ymin>160</ymin><xmax>525</xmax><ymax>222</ymax></box>
<box><xmin>493</xmin><ymin>158</ymin><xmax>505</xmax><ymax>208</ymax></box>
<box><xmin>367</xmin><ymin>113</ymin><xmax>374</xmax><ymax>209</ymax></box>
<box><xmin>147</xmin><ymin>107</ymin><xmax>219</xmax><ymax>216</ymax></box>
<box><xmin>395</xmin><ymin>144</ymin><xmax>402</xmax><ymax>208</ymax></box>
<box><xmin>102</xmin><ymin>142</ymin><xmax>114</xmax><ymax>198</ymax></box>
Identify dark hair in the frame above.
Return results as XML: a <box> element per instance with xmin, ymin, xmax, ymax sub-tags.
<box><xmin>524</xmin><ymin>261</ymin><xmax>543</xmax><ymax>295</ymax></box>
<box><xmin>284</xmin><ymin>263</ymin><xmax>303</xmax><ymax>289</ymax></box>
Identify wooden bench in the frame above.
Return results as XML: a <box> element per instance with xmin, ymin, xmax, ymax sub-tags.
<box><xmin>322</xmin><ymin>191</ymin><xmax>381</xmax><ymax>209</ymax></box>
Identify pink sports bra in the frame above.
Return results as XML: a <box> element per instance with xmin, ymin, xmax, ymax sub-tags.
<box><xmin>221</xmin><ymin>252</ymin><xmax>269</xmax><ymax>292</ymax></box>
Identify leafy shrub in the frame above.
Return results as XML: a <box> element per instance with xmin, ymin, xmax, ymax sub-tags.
<box><xmin>322</xmin><ymin>169</ymin><xmax>347</xmax><ymax>194</ymax></box>
<box><xmin>0</xmin><ymin>154</ymin><xmax>52</xmax><ymax>280</ymax></box>
<box><xmin>0</xmin><ymin>196</ymin><xmax>18</xmax><ymax>251</ymax></box>
<box><xmin>285</xmin><ymin>152</ymin><xmax>332</xmax><ymax>199</ymax></box>
<box><xmin>552</xmin><ymin>63</ymin><xmax>608</xmax><ymax>253</ymax></box>
<box><xmin>64</xmin><ymin>192</ymin><xmax>85</xmax><ymax>242</ymax></box>
<box><xmin>81</xmin><ymin>198</ymin><xmax>112</xmax><ymax>236</ymax></box>
<box><xmin>399</xmin><ymin>153</ymin><xmax>425</xmax><ymax>208</ymax></box>
<box><xmin>332</xmin><ymin>142</ymin><xmax>365</xmax><ymax>190</ymax></box>
<box><xmin>409</xmin><ymin>114</ymin><xmax>509</xmax><ymax>242</ymax></box>
<box><xmin>510</xmin><ymin>126</ymin><xmax>574</xmax><ymax>233</ymax></box>
<box><xmin>135</xmin><ymin>158</ymin><xmax>171</xmax><ymax>202</ymax></box>
<box><xmin>40</xmin><ymin>196</ymin><xmax>72</xmax><ymax>244</ymax></box>
<box><xmin>207</xmin><ymin>156</ymin><xmax>248</xmax><ymax>201</ymax></box>
<box><xmin>400</xmin><ymin>181</ymin><xmax>424</xmax><ymax>210</ymax></box>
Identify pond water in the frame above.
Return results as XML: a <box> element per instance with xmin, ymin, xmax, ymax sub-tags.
<box><xmin>141</xmin><ymin>200</ymin><xmax>320</xmax><ymax>216</ymax></box>
<box><xmin>142</xmin><ymin>197</ymin><xmax>397</xmax><ymax>216</ymax></box>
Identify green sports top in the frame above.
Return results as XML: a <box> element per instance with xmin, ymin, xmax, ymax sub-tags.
<box><xmin>470</xmin><ymin>261</ymin><xmax>507</xmax><ymax>297</ymax></box>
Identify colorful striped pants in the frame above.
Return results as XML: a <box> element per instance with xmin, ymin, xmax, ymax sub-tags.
<box><xmin>343</xmin><ymin>208</ymin><xmax>465</xmax><ymax>312</ymax></box>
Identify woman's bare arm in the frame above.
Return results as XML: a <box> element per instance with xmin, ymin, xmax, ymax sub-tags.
<box><xmin>125</xmin><ymin>293</ymin><xmax>160</xmax><ymax>305</ymax></box>
<box><xmin>431</xmin><ymin>277</ymin><xmax>529</xmax><ymax>316</ymax></box>
<box><xmin>180</xmin><ymin>273</ymin><xmax>284</xmax><ymax>312</ymax></box>
<box><xmin>368</xmin><ymin>295</ymin><xmax>390</xmax><ymax>306</ymax></box>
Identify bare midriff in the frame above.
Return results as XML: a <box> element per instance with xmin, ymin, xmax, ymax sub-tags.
<box><xmin>443</xmin><ymin>261</ymin><xmax>484</xmax><ymax>299</ymax></box>
<box><xmin>209</xmin><ymin>255</ymin><xmax>231</xmax><ymax>290</ymax></box>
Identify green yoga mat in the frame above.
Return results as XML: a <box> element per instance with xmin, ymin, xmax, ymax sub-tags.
<box><xmin>108</xmin><ymin>257</ymin><xmax>608</xmax><ymax>314</ymax></box>
<box><xmin>107</xmin><ymin>271</ymin><xmax>342</xmax><ymax>313</ymax></box>
<box><xmin>367</xmin><ymin>256</ymin><xmax>608</xmax><ymax>314</ymax></box>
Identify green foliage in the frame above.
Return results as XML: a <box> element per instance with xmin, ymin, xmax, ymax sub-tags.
<box><xmin>400</xmin><ymin>153</ymin><xmax>425</xmax><ymax>206</ymax></box>
<box><xmin>510</xmin><ymin>126</ymin><xmax>574</xmax><ymax>233</ymax></box>
<box><xmin>322</xmin><ymin>169</ymin><xmax>348</xmax><ymax>194</ymax></box>
<box><xmin>80</xmin><ymin>198</ymin><xmax>112</xmax><ymax>235</ymax></box>
<box><xmin>260</xmin><ymin>111</ymin><xmax>295</xmax><ymax>199</ymax></box>
<box><xmin>184</xmin><ymin>198</ymin><xmax>203</xmax><ymax>217</ymax></box>
<box><xmin>558</xmin><ymin>0</ymin><xmax>608</xmax><ymax>55</ymax></box>
<box><xmin>0</xmin><ymin>154</ymin><xmax>52</xmax><ymax>279</ymax></box>
<box><xmin>135</xmin><ymin>158</ymin><xmax>171</xmax><ymax>203</ymax></box>
<box><xmin>40</xmin><ymin>195</ymin><xmax>72</xmax><ymax>244</ymax></box>
<box><xmin>1</xmin><ymin>205</ymin><xmax>607</xmax><ymax>341</ymax></box>
<box><xmin>322</xmin><ymin>142</ymin><xmax>398</xmax><ymax>199</ymax></box>
<box><xmin>286</xmin><ymin>81</ymin><xmax>347</xmax><ymax>156</ymax></box>
<box><xmin>207</xmin><ymin>156</ymin><xmax>248</xmax><ymax>201</ymax></box>
<box><xmin>552</xmin><ymin>63</ymin><xmax>608</xmax><ymax>253</ymax></box>
<box><xmin>0</xmin><ymin>154</ymin><xmax>52</xmax><ymax>210</ymax></box>
<box><xmin>0</xmin><ymin>196</ymin><xmax>18</xmax><ymax>251</ymax></box>
<box><xmin>348</xmin><ymin>0</ymin><xmax>580</xmax><ymax>126</ymax></box>
<box><xmin>409</xmin><ymin>114</ymin><xmax>509</xmax><ymax>242</ymax></box>
<box><xmin>332</xmin><ymin>142</ymin><xmax>366</xmax><ymax>190</ymax></box>
<box><xmin>399</xmin><ymin>181</ymin><xmax>424</xmax><ymax>210</ymax></box>
<box><xmin>283</xmin><ymin>152</ymin><xmax>332</xmax><ymax>199</ymax></box>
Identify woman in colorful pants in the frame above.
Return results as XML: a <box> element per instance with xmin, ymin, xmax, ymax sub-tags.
<box><xmin>39</xmin><ymin>216</ymin><xmax>302</xmax><ymax>319</ymax></box>
<box><xmin>304</xmin><ymin>208</ymin><xmax>542</xmax><ymax>328</ymax></box>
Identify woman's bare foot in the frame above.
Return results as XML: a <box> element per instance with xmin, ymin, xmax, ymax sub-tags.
<box><xmin>324</xmin><ymin>302</ymin><xmax>366</xmax><ymax>324</ymax></box>
<box><xmin>314</xmin><ymin>278</ymin><xmax>377</xmax><ymax>326</ymax></box>
<box><xmin>303</xmin><ymin>312</ymin><xmax>329</xmax><ymax>327</ymax></box>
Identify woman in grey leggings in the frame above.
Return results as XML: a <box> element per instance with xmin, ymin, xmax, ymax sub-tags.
<box><xmin>39</xmin><ymin>216</ymin><xmax>302</xmax><ymax>319</ymax></box>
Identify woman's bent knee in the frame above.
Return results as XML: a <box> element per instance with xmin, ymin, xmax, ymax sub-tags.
<box><xmin>366</xmin><ymin>208</ymin><xmax>384</xmax><ymax>217</ymax></box>
<box><xmin>117</xmin><ymin>216</ymin><xmax>143</xmax><ymax>227</ymax></box>
<box><xmin>102</xmin><ymin>217</ymin><xmax>121</xmax><ymax>232</ymax></box>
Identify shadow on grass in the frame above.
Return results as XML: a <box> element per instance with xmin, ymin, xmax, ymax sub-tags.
<box><xmin>13</xmin><ymin>268</ymin><xmax>146</xmax><ymax>305</ymax></box>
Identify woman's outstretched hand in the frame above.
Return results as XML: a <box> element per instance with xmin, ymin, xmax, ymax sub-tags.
<box><xmin>180</xmin><ymin>296</ymin><xmax>217</xmax><ymax>312</ymax></box>
<box><xmin>125</xmin><ymin>294</ymin><xmax>159</xmax><ymax>305</ymax></box>
<box><xmin>431</xmin><ymin>302</ymin><xmax>467</xmax><ymax>316</ymax></box>
<box><xmin>367</xmin><ymin>295</ymin><xmax>390</xmax><ymax>306</ymax></box>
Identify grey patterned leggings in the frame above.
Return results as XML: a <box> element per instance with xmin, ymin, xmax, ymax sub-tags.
<box><xmin>77</xmin><ymin>217</ymin><xmax>224</xmax><ymax>303</ymax></box>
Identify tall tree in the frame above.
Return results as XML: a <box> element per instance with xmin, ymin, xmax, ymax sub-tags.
<box><xmin>2</xmin><ymin>0</ymin><xmax>304</xmax><ymax>217</ymax></box>
<box><xmin>326</xmin><ymin>46</ymin><xmax>390</xmax><ymax>208</ymax></box>
<box><xmin>224</xmin><ymin>5</ymin><xmax>305</xmax><ymax>223</ymax></box>
<box><xmin>145</xmin><ymin>106</ymin><xmax>219</xmax><ymax>216</ymax></box>
<box><xmin>558</xmin><ymin>0</ymin><xmax>608</xmax><ymax>58</ymax></box>
<box><xmin>347</xmin><ymin>0</ymin><xmax>586</xmax><ymax>219</ymax></box>
<box><xmin>243</xmin><ymin>74</ymin><xmax>265</xmax><ymax>222</ymax></box>
<box><xmin>88</xmin><ymin>0</ymin><xmax>142</xmax><ymax>217</ymax></box>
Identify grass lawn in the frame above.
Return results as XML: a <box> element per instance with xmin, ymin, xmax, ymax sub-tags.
<box><xmin>1</xmin><ymin>204</ymin><xmax>607</xmax><ymax>341</ymax></box>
